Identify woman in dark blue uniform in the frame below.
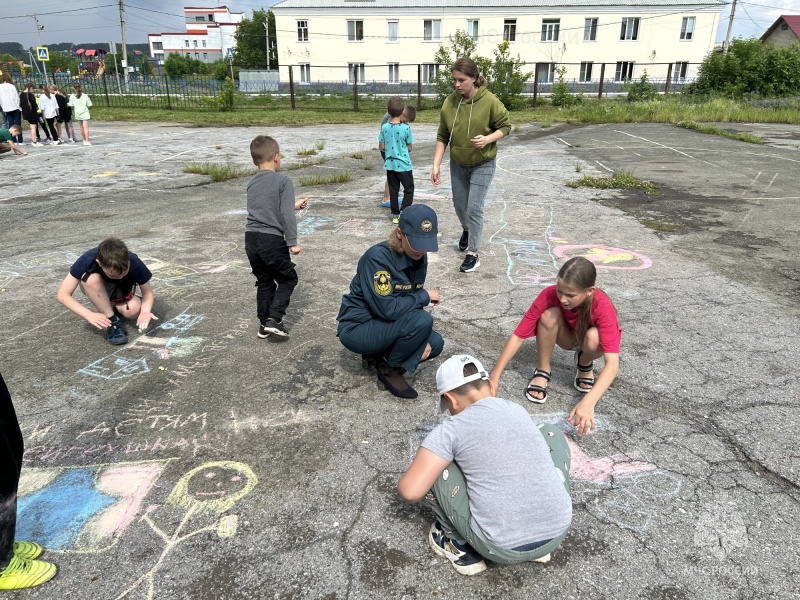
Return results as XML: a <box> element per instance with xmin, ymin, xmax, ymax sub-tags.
<box><xmin>337</xmin><ymin>205</ymin><xmax>444</xmax><ymax>399</ymax></box>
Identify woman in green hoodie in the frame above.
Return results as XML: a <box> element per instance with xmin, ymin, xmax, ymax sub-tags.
<box><xmin>431</xmin><ymin>57</ymin><xmax>511</xmax><ymax>273</ymax></box>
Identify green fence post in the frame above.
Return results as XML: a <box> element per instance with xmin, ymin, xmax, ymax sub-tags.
<box><xmin>102</xmin><ymin>73</ymin><xmax>110</xmax><ymax>107</ymax></box>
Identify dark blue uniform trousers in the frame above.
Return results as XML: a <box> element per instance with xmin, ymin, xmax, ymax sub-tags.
<box><xmin>339</xmin><ymin>309</ymin><xmax>443</xmax><ymax>373</ymax></box>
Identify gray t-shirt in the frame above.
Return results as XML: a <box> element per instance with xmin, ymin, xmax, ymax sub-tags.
<box><xmin>422</xmin><ymin>397</ymin><xmax>572</xmax><ymax>549</ymax></box>
<box><xmin>245</xmin><ymin>169</ymin><xmax>298</xmax><ymax>246</ymax></box>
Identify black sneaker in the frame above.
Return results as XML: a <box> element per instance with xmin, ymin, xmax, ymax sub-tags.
<box><xmin>107</xmin><ymin>316</ymin><xmax>128</xmax><ymax>345</ymax></box>
<box><xmin>458</xmin><ymin>229</ymin><xmax>469</xmax><ymax>252</ymax></box>
<box><xmin>428</xmin><ymin>521</ymin><xmax>487</xmax><ymax>576</ymax></box>
<box><xmin>263</xmin><ymin>318</ymin><xmax>288</xmax><ymax>337</ymax></box>
<box><xmin>459</xmin><ymin>254</ymin><xmax>480</xmax><ymax>273</ymax></box>
<box><xmin>257</xmin><ymin>324</ymin><xmax>271</xmax><ymax>339</ymax></box>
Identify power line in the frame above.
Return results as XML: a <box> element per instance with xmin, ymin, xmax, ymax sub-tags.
<box><xmin>0</xmin><ymin>5</ymin><xmax>117</xmax><ymax>20</ymax></box>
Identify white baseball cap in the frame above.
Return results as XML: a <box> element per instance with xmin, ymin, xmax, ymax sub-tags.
<box><xmin>436</xmin><ymin>354</ymin><xmax>490</xmax><ymax>413</ymax></box>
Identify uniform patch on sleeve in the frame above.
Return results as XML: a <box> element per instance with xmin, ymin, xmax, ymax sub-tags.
<box><xmin>373</xmin><ymin>271</ymin><xmax>392</xmax><ymax>296</ymax></box>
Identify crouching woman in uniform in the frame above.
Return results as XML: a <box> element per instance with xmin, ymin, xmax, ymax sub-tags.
<box><xmin>337</xmin><ymin>204</ymin><xmax>444</xmax><ymax>399</ymax></box>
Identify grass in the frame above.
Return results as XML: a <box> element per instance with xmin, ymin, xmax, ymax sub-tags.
<box><xmin>90</xmin><ymin>95</ymin><xmax>800</xmax><ymax>128</ymax></box>
<box><xmin>362</xmin><ymin>165</ymin><xmax>373</xmax><ymax>170</ymax></box>
<box><xmin>296</xmin><ymin>147</ymin><xmax>318</xmax><ymax>156</ymax></box>
<box><xmin>567</xmin><ymin>169</ymin><xmax>659</xmax><ymax>195</ymax></box>
<box><xmin>350</xmin><ymin>151</ymin><xmax>366</xmax><ymax>159</ymax></box>
<box><xmin>183</xmin><ymin>162</ymin><xmax>255</xmax><ymax>182</ymax></box>
<box><xmin>299</xmin><ymin>172</ymin><xmax>353</xmax><ymax>186</ymax></box>
<box><xmin>640</xmin><ymin>218</ymin><xmax>680</xmax><ymax>232</ymax></box>
<box><xmin>575</xmin><ymin>162</ymin><xmax>583</xmax><ymax>173</ymax></box>
<box><xmin>315</xmin><ymin>141</ymin><xmax>325</xmax><ymax>151</ymax></box>
<box><xmin>287</xmin><ymin>157</ymin><xmax>327</xmax><ymax>170</ymax></box>
<box><xmin>676</xmin><ymin>120</ymin><xmax>764</xmax><ymax>144</ymax></box>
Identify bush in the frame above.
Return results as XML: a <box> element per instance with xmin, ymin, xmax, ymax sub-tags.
<box><xmin>487</xmin><ymin>41</ymin><xmax>532</xmax><ymax>110</ymax></box>
<box><xmin>688</xmin><ymin>38</ymin><xmax>800</xmax><ymax>98</ymax></box>
<box><xmin>551</xmin><ymin>66</ymin><xmax>580</xmax><ymax>107</ymax></box>
<box><xmin>218</xmin><ymin>77</ymin><xmax>236</xmax><ymax>111</ymax></box>
<box><xmin>164</xmin><ymin>53</ymin><xmax>209</xmax><ymax>78</ymax></box>
<box><xmin>627</xmin><ymin>71</ymin><xmax>659</xmax><ymax>102</ymax></box>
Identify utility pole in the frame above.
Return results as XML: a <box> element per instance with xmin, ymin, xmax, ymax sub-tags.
<box><xmin>118</xmin><ymin>0</ymin><xmax>129</xmax><ymax>88</ymax></box>
<box><xmin>263</xmin><ymin>19</ymin><xmax>270</xmax><ymax>69</ymax></box>
<box><xmin>724</xmin><ymin>0</ymin><xmax>738</xmax><ymax>53</ymax></box>
<box><xmin>28</xmin><ymin>13</ymin><xmax>48</xmax><ymax>84</ymax></box>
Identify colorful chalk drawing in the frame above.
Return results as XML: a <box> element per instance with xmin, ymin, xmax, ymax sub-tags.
<box><xmin>553</xmin><ymin>245</ymin><xmax>653</xmax><ymax>270</ymax></box>
<box><xmin>143</xmin><ymin>256</ymin><xmax>233</xmax><ymax>300</ymax></box>
<box><xmin>115</xmin><ymin>461</ymin><xmax>257</xmax><ymax>600</ymax></box>
<box><xmin>16</xmin><ymin>460</ymin><xmax>172</xmax><ymax>552</ymax></box>
<box><xmin>489</xmin><ymin>203</ymin><xmax>560</xmax><ymax>285</ymax></box>
<box><xmin>533</xmin><ymin>413</ymin><xmax>680</xmax><ymax>532</ymax></box>
<box><xmin>334</xmin><ymin>218</ymin><xmax>385</xmax><ymax>236</ymax></box>
<box><xmin>79</xmin><ymin>307</ymin><xmax>206</xmax><ymax>380</ymax></box>
<box><xmin>2</xmin><ymin>251</ymin><xmax>80</xmax><ymax>270</ymax></box>
<box><xmin>299</xmin><ymin>216</ymin><xmax>334</xmax><ymax>235</ymax></box>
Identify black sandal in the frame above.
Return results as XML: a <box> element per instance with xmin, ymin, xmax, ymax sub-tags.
<box><xmin>525</xmin><ymin>369</ymin><xmax>551</xmax><ymax>404</ymax></box>
<box><xmin>574</xmin><ymin>350</ymin><xmax>595</xmax><ymax>394</ymax></box>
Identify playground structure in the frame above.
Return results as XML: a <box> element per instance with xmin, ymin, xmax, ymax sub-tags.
<box><xmin>75</xmin><ymin>48</ymin><xmax>107</xmax><ymax>78</ymax></box>
<box><xmin>0</xmin><ymin>61</ymin><xmax>27</xmax><ymax>77</ymax></box>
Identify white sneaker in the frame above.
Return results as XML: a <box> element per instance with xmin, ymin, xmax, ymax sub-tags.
<box><xmin>53</xmin><ymin>140</ymin><xmax>61</xmax><ymax>145</ymax></box>
<box><xmin>83</xmin><ymin>140</ymin><xmax>91</xmax><ymax>146</ymax></box>
<box><xmin>31</xmin><ymin>142</ymin><xmax>43</xmax><ymax>147</ymax></box>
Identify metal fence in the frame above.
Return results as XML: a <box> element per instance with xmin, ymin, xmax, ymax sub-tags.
<box><xmin>11</xmin><ymin>61</ymin><xmax>700</xmax><ymax>112</ymax></box>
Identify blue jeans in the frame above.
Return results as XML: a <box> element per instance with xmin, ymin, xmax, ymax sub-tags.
<box><xmin>449</xmin><ymin>158</ymin><xmax>496</xmax><ymax>253</ymax></box>
<box><xmin>3</xmin><ymin>111</ymin><xmax>22</xmax><ymax>143</ymax></box>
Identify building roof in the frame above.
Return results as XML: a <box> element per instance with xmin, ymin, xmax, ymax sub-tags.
<box><xmin>272</xmin><ymin>0</ymin><xmax>725</xmax><ymax>8</ymax></box>
<box><xmin>760</xmin><ymin>15</ymin><xmax>800</xmax><ymax>41</ymax></box>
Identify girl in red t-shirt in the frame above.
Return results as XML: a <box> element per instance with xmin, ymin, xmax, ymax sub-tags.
<box><xmin>489</xmin><ymin>257</ymin><xmax>620</xmax><ymax>435</ymax></box>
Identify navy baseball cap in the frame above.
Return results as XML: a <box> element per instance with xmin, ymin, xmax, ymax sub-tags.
<box><xmin>399</xmin><ymin>205</ymin><xmax>438</xmax><ymax>253</ymax></box>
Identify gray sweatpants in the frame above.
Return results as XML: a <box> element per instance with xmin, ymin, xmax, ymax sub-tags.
<box><xmin>449</xmin><ymin>157</ymin><xmax>496</xmax><ymax>253</ymax></box>
<box><xmin>429</xmin><ymin>423</ymin><xmax>571</xmax><ymax>564</ymax></box>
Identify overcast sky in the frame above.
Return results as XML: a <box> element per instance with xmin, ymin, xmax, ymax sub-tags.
<box><xmin>0</xmin><ymin>1</ymin><xmax>795</xmax><ymax>49</ymax></box>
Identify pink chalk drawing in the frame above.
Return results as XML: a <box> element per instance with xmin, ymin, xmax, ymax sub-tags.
<box><xmin>566</xmin><ymin>438</ymin><xmax>656</xmax><ymax>483</ymax></box>
<box><xmin>553</xmin><ymin>245</ymin><xmax>653</xmax><ymax>270</ymax></box>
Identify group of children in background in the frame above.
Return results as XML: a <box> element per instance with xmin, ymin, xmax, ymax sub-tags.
<box><xmin>0</xmin><ymin>75</ymin><xmax>92</xmax><ymax>153</ymax></box>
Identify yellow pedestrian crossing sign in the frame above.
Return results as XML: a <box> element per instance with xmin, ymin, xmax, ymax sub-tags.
<box><xmin>36</xmin><ymin>47</ymin><xmax>49</xmax><ymax>61</ymax></box>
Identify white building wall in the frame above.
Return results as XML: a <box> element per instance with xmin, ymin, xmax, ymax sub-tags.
<box><xmin>273</xmin><ymin>5</ymin><xmax>721</xmax><ymax>84</ymax></box>
<box><xmin>148</xmin><ymin>6</ymin><xmax>243</xmax><ymax>64</ymax></box>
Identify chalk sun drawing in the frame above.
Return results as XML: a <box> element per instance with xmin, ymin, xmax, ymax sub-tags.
<box><xmin>553</xmin><ymin>245</ymin><xmax>653</xmax><ymax>270</ymax></box>
<box><xmin>16</xmin><ymin>460</ymin><xmax>172</xmax><ymax>552</ymax></box>
<box><xmin>115</xmin><ymin>461</ymin><xmax>257</xmax><ymax>600</ymax></box>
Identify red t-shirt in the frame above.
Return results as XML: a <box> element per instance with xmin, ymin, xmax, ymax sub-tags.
<box><xmin>513</xmin><ymin>286</ymin><xmax>621</xmax><ymax>353</ymax></box>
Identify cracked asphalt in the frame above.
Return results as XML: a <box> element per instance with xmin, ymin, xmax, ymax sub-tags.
<box><xmin>0</xmin><ymin>119</ymin><xmax>798</xmax><ymax>599</ymax></box>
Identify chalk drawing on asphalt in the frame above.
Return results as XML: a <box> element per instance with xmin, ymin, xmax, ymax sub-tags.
<box><xmin>553</xmin><ymin>245</ymin><xmax>653</xmax><ymax>270</ymax></box>
<box><xmin>298</xmin><ymin>216</ymin><xmax>334</xmax><ymax>235</ymax></box>
<box><xmin>115</xmin><ymin>461</ymin><xmax>257</xmax><ymax>600</ymax></box>
<box><xmin>16</xmin><ymin>460</ymin><xmax>172</xmax><ymax>552</ymax></box>
<box><xmin>489</xmin><ymin>203</ymin><xmax>560</xmax><ymax>286</ymax></box>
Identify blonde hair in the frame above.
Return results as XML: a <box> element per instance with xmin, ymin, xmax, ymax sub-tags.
<box><xmin>387</xmin><ymin>229</ymin><xmax>404</xmax><ymax>253</ymax></box>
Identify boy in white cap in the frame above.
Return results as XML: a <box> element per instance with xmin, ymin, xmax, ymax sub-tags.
<box><xmin>398</xmin><ymin>354</ymin><xmax>572</xmax><ymax>575</ymax></box>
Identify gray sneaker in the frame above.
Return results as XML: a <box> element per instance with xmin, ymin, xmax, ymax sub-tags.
<box><xmin>262</xmin><ymin>318</ymin><xmax>288</xmax><ymax>337</ymax></box>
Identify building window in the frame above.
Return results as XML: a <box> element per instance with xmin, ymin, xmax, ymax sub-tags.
<box><xmin>300</xmin><ymin>63</ymin><xmax>311</xmax><ymax>83</ymax></box>
<box><xmin>387</xmin><ymin>20</ymin><xmax>398</xmax><ymax>42</ymax></box>
<box><xmin>348</xmin><ymin>20</ymin><xmax>364</xmax><ymax>42</ymax></box>
<box><xmin>579</xmin><ymin>62</ymin><xmax>593</xmax><ymax>82</ymax></box>
<box><xmin>348</xmin><ymin>62</ymin><xmax>365</xmax><ymax>83</ymax></box>
<box><xmin>680</xmin><ymin>17</ymin><xmax>695</xmax><ymax>40</ymax></box>
<box><xmin>673</xmin><ymin>62</ymin><xmax>688</xmax><ymax>80</ymax></box>
<box><xmin>193</xmin><ymin>40</ymin><xmax>198</xmax><ymax>48</ymax></box>
<box><xmin>615</xmin><ymin>61</ymin><xmax>635</xmax><ymax>81</ymax></box>
<box><xmin>388</xmin><ymin>63</ymin><xmax>399</xmax><ymax>83</ymax></box>
<box><xmin>185</xmin><ymin>40</ymin><xmax>190</xmax><ymax>48</ymax></box>
<box><xmin>297</xmin><ymin>20</ymin><xmax>308</xmax><ymax>42</ymax></box>
<box><xmin>194</xmin><ymin>52</ymin><xmax>199</xmax><ymax>59</ymax></box>
<box><xmin>202</xmin><ymin>40</ymin><xmax>206</xmax><ymax>48</ymax></box>
<box><xmin>203</xmin><ymin>52</ymin><xmax>208</xmax><ymax>60</ymax></box>
<box><xmin>584</xmin><ymin>18</ymin><xmax>598</xmax><ymax>41</ymax></box>
<box><xmin>422</xmin><ymin>63</ymin><xmax>440</xmax><ymax>83</ymax></box>
<box><xmin>537</xmin><ymin>63</ymin><xmax>555</xmax><ymax>83</ymax></box>
<box><xmin>466</xmin><ymin>19</ymin><xmax>479</xmax><ymax>41</ymax></box>
<box><xmin>152</xmin><ymin>42</ymin><xmax>163</xmax><ymax>50</ymax></box>
<box><xmin>541</xmin><ymin>19</ymin><xmax>560</xmax><ymax>42</ymax></box>
<box><xmin>155</xmin><ymin>53</ymin><xmax>164</xmax><ymax>62</ymax></box>
<box><xmin>620</xmin><ymin>18</ymin><xmax>640</xmax><ymax>41</ymax></box>
<box><xmin>196</xmin><ymin>16</ymin><xmax>206</xmax><ymax>22</ymax></box>
<box><xmin>424</xmin><ymin>20</ymin><xmax>441</xmax><ymax>42</ymax></box>
<box><xmin>504</xmin><ymin>19</ymin><xmax>516</xmax><ymax>42</ymax></box>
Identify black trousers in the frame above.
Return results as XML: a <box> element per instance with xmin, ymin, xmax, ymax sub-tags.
<box><xmin>43</xmin><ymin>117</ymin><xmax>59</xmax><ymax>141</ymax></box>
<box><xmin>0</xmin><ymin>373</ymin><xmax>23</xmax><ymax>569</ymax></box>
<box><xmin>245</xmin><ymin>232</ymin><xmax>298</xmax><ymax>323</ymax></box>
<box><xmin>387</xmin><ymin>169</ymin><xmax>414</xmax><ymax>215</ymax></box>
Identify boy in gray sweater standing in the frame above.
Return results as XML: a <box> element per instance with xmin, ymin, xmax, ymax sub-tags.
<box><xmin>245</xmin><ymin>135</ymin><xmax>307</xmax><ymax>338</ymax></box>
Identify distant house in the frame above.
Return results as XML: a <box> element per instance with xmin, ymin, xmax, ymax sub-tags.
<box><xmin>271</xmin><ymin>0</ymin><xmax>725</xmax><ymax>84</ymax></box>
<box><xmin>147</xmin><ymin>6</ymin><xmax>244</xmax><ymax>65</ymax></box>
<box><xmin>760</xmin><ymin>15</ymin><xmax>800</xmax><ymax>47</ymax></box>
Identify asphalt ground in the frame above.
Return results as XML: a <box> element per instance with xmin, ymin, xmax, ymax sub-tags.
<box><xmin>0</xmin><ymin>120</ymin><xmax>798</xmax><ymax>599</ymax></box>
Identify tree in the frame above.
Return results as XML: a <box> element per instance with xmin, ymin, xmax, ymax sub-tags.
<box><xmin>232</xmin><ymin>9</ymin><xmax>277</xmax><ymax>70</ymax></box>
<box><xmin>485</xmin><ymin>40</ymin><xmax>531</xmax><ymax>109</ymax></box>
<box><xmin>431</xmin><ymin>30</ymin><xmax>491</xmax><ymax>102</ymax></box>
<box><xmin>164</xmin><ymin>53</ymin><xmax>207</xmax><ymax>78</ymax></box>
<box><xmin>47</xmin><ymin>51</ymin><xmax>79</xmax><ymax>74</ymax></box>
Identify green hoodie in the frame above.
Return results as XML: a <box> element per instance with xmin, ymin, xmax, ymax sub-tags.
<box><xmin>436</xmin><ymin>87</ymin><xmax>511</xmax><ymax>166</ymax></box>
